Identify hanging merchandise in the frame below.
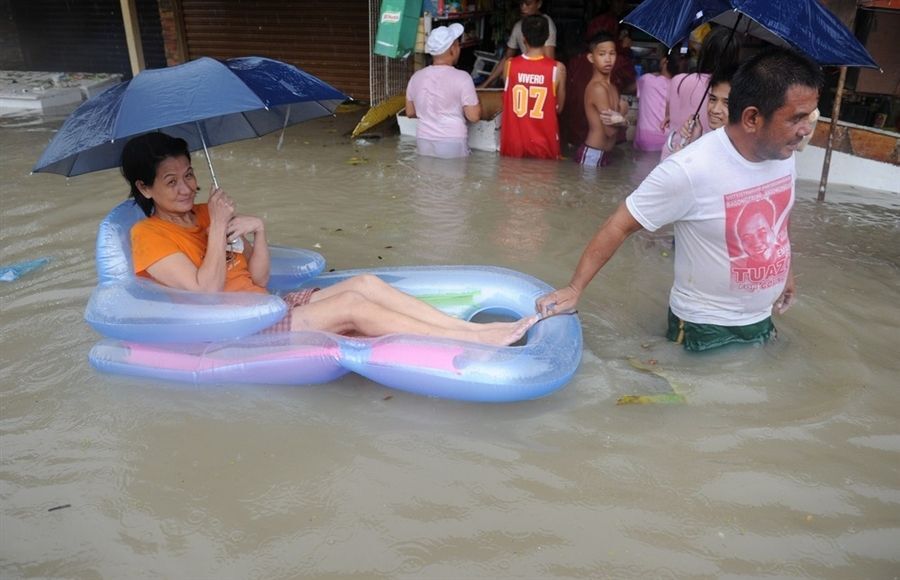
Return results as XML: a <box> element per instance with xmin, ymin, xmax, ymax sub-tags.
<box><xmin>374</xmin><ymin>0</ymin><xmax>424</xmax><ymax>59</ymax></box>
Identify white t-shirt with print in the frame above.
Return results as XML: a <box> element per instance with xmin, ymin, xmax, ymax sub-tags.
<box><xmin>626</xmin><ymin>128</ymin><xmax>795</xmax><ymax>326</ymax></box>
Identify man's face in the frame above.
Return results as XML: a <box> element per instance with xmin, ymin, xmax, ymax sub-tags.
<box><xmin>707</xmin><ymin>81</ymin><xmax>729</xmax><ymax>130</ymax></box>
<box><xmin>520</xmin><ymin>0</ymin><xmax>541</xmax><ymax>16</ymax></box>
<box><xmin>587</xmin><ymin>41</ymin><xmax>617</xmax><ymax>75</ymax></box>
<box><xmin>755</xmin><ymin>85</ymin><xmax>819</xmax><ymax>160</ymax></box>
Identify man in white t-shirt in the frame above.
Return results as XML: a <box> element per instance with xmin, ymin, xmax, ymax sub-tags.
<box><xmin>537</xmin><ymin>47</ymin><xmax>823</xmax><ymax>351</ymax></box>
<box><xmin>478</xmin><ymin>0</ymin><xmax>557</xmax><ymax>88</ymax></box>
<box><xmin>405</xmin><ymin>23</ymin><xmax>482</xmax><ymax>159</ymax></box>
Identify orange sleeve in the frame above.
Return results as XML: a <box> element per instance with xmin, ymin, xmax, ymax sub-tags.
<box><xmin>131</xmin><ymin>220</ymin><xmax>184</xmax><ymax>277</ymax></box>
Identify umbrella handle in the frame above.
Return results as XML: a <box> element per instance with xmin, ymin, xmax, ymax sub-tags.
<box><xmin>196</xmin><ymin>122</ymin><xmax>219</xmax><ymax>189</ymax></box>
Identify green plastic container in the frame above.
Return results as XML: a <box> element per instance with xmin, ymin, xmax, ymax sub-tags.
<box><xmin>374</xmin><ymin>0</ymin><xmax>422</xmax><ymax>58</ymax></box>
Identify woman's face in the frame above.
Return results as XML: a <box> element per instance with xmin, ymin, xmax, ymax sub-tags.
<box><xmin>707</xmin><ymin>81</ymin><xmax>730</xmax><ymax>129</ymax></box>
<box><xmin>138</xmin><ymin>155</ymin><xmax>197</xmax><ymax>216</ymax></box>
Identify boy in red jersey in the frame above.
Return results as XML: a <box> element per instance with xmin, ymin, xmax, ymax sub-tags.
<box><xmin>579</xmin><ymin>31</ymin><xmax>629</xmax><ymax>166</ymax></box>
<box><xmin>500</xmin><ymin>15</ymin><xmax>567</xmax><ymax>159</ymax></box>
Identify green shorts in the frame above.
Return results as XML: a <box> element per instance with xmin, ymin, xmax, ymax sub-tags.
<box><xmin>666</xmin><ymin>308</ymin><xmax>776</xmax><ymax>352</ymax></box>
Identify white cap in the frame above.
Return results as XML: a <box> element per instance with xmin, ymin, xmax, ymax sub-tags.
<box><xmin>425</xmin><ymin>23</ymin><xmax>464</xmax><ymax>55</ymax></box>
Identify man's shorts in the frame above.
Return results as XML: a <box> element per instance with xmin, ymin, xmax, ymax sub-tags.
<box><xmin>666</xmin><ymin>308</ymin><xmax>775</xmax><ymax>352</ymax></box>
<box><xmin>575</xmin><ymin>143</ymin><xmax>610</xmax><ymax>167</ymax></box>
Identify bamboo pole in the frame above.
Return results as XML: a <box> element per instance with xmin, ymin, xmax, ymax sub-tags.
<box><xmin>817</xmin><ymin>66</ymin><xmax>847</xmax><ymax>202</ymax></box>
<box><xmin>120</xmin><ymin>0</ymin><xmax>146</xmax><ymax>76</ymax></box>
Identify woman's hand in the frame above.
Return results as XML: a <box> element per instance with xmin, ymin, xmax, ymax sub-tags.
<box><xmin>678</xmin><ymin>114</ymin><xmax>702</xmax><ymax>144</ymax></box>
<box><xmin>207</xmin><ymin>186</ymin><xmax>235</xmax><ymax>228</ymax></box>
<box><xmin>226</xmin><ymin>215</ymin><xmax>265</xmax><ymax>243</ymax></box>
<box><xmin>227</xmin><ymin>214</ymin><xmax>270</xmax><ymax>287</ymax></box>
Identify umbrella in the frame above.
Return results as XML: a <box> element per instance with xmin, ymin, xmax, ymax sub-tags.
<box><xmin>622</xmin><ymin>0</ymin><xmax>878</xmax><ymax>68</ymax></box>
<box><xmin>623</xmin><ymin>0</ymin><xmax>879</xmax><ymax>201</ymax></box>
<box><xmin>33</xmin><ymin>56</ymin><xmax>348</xmax><ymax>186</ymax></box>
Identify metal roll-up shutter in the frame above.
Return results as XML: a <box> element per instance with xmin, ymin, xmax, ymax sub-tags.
<box><xmin>7</xmin><ymin>0</ymin><xmax>165</xmax><ymax>76</ymax></box>
<box><xmin>181</xmin><ymin>0</ymin><xmax>369</xmax><ymax>100</ymax></box>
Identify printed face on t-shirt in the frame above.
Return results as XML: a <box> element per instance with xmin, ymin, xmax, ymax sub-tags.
<box><xmin>738</xmin><ymin>212</ymin><xmax>775</xmax><ymax>262</ymax></box>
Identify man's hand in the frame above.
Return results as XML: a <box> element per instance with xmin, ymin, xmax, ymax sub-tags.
<box><xmin>600</xmin><ymin>109</ymin><xmax>627</xmax><ymax>126</ymax></box>
<box><xmin>774</xmin><ymin>271</ymin><xmax>796</xmax><ymax>315</ymax></box>
<box><xmin>536</xmin><ymin>285</ymin><xmax>581</xmax><ymax>318</ymax></box>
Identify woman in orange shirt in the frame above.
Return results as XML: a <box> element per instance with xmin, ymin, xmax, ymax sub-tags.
<box><xmin>124</xmin><ymin>133</ymin><xmax>535</xmax><ymax>344</ymax></box>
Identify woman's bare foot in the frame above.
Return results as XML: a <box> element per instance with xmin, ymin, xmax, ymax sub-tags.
<box><xmin>474</xmin><ymin>315</ymin><xmax>539</xmax><ymax>346</ymax></box>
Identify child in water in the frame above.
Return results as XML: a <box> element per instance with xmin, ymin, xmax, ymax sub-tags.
<box><xmin>579</xmin><ymin>31</ymin><xmax>629</xmax><ymax>167</ymax></box>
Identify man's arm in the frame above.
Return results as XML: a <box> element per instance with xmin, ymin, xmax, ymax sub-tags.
<box><xmin>555</xmin><ymin>62</ymin><xmax>567</xmax><ymax>113</ymax></box>
<box><xmin>405</xmin><ymin>100</ymin><xmax>416</xmax><ymax>119</ymax></box>
<box><xmin>478</xmin><ymin>47</ymin><xmax>516</xmax><ymax>88</ymax></box>
<box><xmin>536</xmin><ymin>202</ymin><xmax>643</xmax><ymax>316</ymax></box>
<box><xmin>542</xmin><ymin>45</ymin><xmax>556</xmax><ymax>60</ymax></box>
<box><xmin>588</xmin><ymin>83</ymin><xmax>619</xmax><ymax>139</ymax></box>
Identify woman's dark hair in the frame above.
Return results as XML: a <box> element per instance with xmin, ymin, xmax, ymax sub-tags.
<box><xmin>696</xmin><ymin>26</ymin><xmax>740</xmax><ymax>75</ymax></box>
<box><xmin>121</xmin><ymin>132</ymin><xmax>190</xmax><ymax>217</ymax></box>
<box><xmin>728</xmin><ymin>46</ymin><xmax>823</xmax><ymax>124</ymax></box>
<box><xmin>678</xmin><ymin>27</ymin><xmax>740</xmax><ymax>95</ymax></box>
<box><xmin>710</xmin><ymin>63</ymin><xmax>738</xmax><ymax>89</ymax></box>
<box><xmin>664</xmin><ymin>48</ymin><xmax>684</xmax><ymax>76</ymax></box>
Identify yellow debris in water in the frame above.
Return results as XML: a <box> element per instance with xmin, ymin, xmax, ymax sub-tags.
<box><xmin>617</xmin><ymin>357</ymin><xmax>688</xmax><ymax>405</ymax></box>
<box><xmin>351</xmin><ymin>94</ymin><xmax>407</xmax><ymax>138</ymax></box>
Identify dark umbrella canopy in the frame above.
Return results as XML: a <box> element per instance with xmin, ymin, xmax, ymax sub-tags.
<box><xmin>33</xmin><ymin>56</ymin><xmax>348</xmax><ymax>177</ymax></box>
<box><xmin>623</xmin><ymin>0</ymin><xmax>878</xmax><ymax>68</ymax></box>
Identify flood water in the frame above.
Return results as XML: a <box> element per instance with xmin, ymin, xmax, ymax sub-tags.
<box><xmin>2</xmin><ymin>109</ymin><xmax>898</xmax><ymax>579</ymax></box>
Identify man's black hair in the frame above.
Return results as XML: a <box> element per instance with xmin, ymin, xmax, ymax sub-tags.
<box><xmin>586</xmin><ymin>31</ymin><xmax>616</xmax><ymax>52</ymax></box>
<box><xmin>728</xmin><ymin>46</ymin><xmax>823</xmax><ymax>125</ymax></box>
<box><xmin>522</xmin><ymin>14</ymin><xmax>549</xmax><ymax>48</ymax></box>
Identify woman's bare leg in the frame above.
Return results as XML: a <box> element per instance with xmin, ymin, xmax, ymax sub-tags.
<box><xmin>292</xmin><ymin>290</ymin><xmax>536</xmax><ymax>346</ymax></box>
<box><xmin>310</xmin><ymin>274</ymin><xmax>506</xmax><ymax>332</ymax></box>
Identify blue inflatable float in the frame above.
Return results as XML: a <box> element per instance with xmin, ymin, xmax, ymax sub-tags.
<box><xmin>85</xmin><ymin>200</ymin><xmax>582</xmax><ymax>402</ymax></box>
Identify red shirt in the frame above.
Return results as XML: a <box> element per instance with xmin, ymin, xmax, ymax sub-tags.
<box><xmin>500</xmin><ymin>55</ymin><xmax>561</xmax><ymax>159</ymax></box>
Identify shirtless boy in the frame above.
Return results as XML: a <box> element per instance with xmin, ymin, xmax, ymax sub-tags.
<box><xmin>579</xmin><ymin>31</ymin><xmax>629</xmax><ymax>167</ymax></box>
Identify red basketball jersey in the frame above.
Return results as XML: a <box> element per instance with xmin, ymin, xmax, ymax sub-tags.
<box><xmin>500</xmin><ymin>55</ymin><xmax>561</xmax><ymax>159</ymax></box>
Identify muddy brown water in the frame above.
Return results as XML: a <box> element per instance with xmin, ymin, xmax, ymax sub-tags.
<box><xmin>2</xmin><ymin>109</ymin><xmax>898</xmax><ymax>578</ymax></box>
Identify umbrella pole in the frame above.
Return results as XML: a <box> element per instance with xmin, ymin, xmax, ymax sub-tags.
<box><xmin>817</xmin><ymin>66</ymin><xmax>847</xmax><ymax>202</ymax></box>
<box><xmin>196</xmin><ymin>122</ymin><xmax>219</xmax><ymax>189</ymax></box>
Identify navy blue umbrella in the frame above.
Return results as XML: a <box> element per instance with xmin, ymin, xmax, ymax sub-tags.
<box><xmin>33</xmin><ymin>56</ymin><xmax>348</xmax><ymax>184</ymax></box>
<box><xmin>623</xmin><ymin>0</ymin><xmax>878</xmax><ymax>69</ymax></box>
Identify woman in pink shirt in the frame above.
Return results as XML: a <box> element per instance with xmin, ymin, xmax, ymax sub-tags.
<box><xmin>634</xmin><ymin>54</ymin><xmax>674</xmax><ymax>152</ymax></box>
<box><xmin>406</xmin><ymin>24</ymin><xmax>482</xmax><ymax>159</ymax></box>
<box><xmin>660</xmin><ymin>28</ymin><xmax>739</xmax><ymax>161</ymax></box>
